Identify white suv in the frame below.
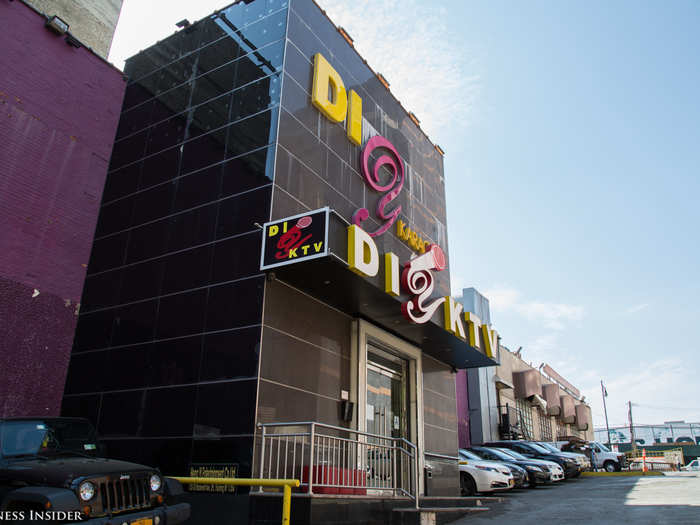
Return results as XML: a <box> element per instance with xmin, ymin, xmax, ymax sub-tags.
<box><xmin>458</xmin><ymin>449</ymin><xmax>514</xmax><ymax>495</ymax></box>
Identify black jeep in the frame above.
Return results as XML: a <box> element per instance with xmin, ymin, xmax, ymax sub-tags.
<box><xmin>0</xmin><ymin>417</ymin><xmax>190</xmax><ymax>524</ymax></box>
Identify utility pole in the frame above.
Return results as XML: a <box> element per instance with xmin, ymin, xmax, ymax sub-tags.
<box><xmin>601</xmin><ymin>380</ymin><xmax>612</xmax><ymax>447</ymax></box>
<box><xmin>628</xmin><ymin>401</ymin><xmax>637</xmax><ymax>455</ymax></box>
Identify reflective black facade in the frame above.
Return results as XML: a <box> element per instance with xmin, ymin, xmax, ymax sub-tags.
<box><xmin>64</xmin><ymin>0</ymin><xmax>460</xmax><ymax>498</ymax></box>
<box><xmin>64</xmin><ymin>0</ymin><xmax>287</xmax><ymax>479</ymax></box>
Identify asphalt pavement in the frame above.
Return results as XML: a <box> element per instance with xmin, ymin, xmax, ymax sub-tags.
<box><xmin>453</xmin><ymin>473</ymin><xmax>700</xmax><ymax>525</ymax></box>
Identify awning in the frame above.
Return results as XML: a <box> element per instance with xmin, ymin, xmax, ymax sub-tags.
<box><xmin>513</xmin><ymin>369</ymin><xmax>542</xmax><ymax>398</ymax></box>
<box><xmin>528</xmin><ymin>394</ymin><xmax>547</xmax><ymax>412</ymax></box>
<box><xmin>266</xmin><ymin>213</ymin><xmax>497</xmax><ymax>370</ymax></box>
<box><xmin>493</xmin><ymin>375</ymin><xmax>514</xmax><ymax>390</ymax></box>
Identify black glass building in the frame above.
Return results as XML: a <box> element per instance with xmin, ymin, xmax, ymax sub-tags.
<box><xmin>62</xmin><ymin>0</ymin><xmax>497</xmax><ymax>521</ymax></box>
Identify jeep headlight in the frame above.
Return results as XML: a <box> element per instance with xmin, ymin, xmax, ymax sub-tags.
<box><xmin>150</xmin><ymin>474</ymin><xmax>162</xmax><ymax>492</ymax></box>
<box><xmin>79</xmin><ymin>481</ymin><xmax>96</xmax><ymax>501</ymax></box>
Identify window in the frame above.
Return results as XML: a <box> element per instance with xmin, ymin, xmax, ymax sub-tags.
<box><xmin>557</xmin><ymin>420</ymin><xmax>567</xmax><ymax>440</ymax></box>
<box><xmin>516</xmin><ymin>398</ymin><xmax>533</xmax><ymax>439</ymax></box>
<box><xmin>538</xmin><ymin>407</ymin><xmax>553</xmax><ymax>441</ymax></box>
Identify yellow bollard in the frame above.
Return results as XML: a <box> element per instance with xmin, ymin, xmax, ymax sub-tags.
<box><xmin>282</xmin><ymin>483</ymin><xmax>292</xmax><ymax>525</ymax></box>
<box><xmin>169</xmin><ymin>477</ymin><xmax>299</xmax><ymax>525</ymax></box>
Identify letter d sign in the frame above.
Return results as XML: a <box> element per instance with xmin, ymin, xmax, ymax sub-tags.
<box><xmin>348</xmin><ymin>225</ymin><xmax>378</xmax><ymax>277</ymax></box>
<box><xmin>312</xmin><ymin>53</ymin><xmax>347</xmax><ymax>122</ymax></box>
<box><xmin>312</xmin><ymin>53</ymin><xmax>363</xmax><ymax>146</ymax></box>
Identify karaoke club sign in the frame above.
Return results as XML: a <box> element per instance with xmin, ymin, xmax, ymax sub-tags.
<box><xmin>311</xmin><ymin>53</ymin><xmax>407</xmax><ymax>240</ymax></box>
<box><xmin>347</xmin><ymin>224</ymin><xmax>497</xmax><ymax>357</ymax></box>
<box><xmin>260</xmin><ymin>208</ymin><xmax>329</xmax><ymax>270</ymax></box>
<box><xmin>257</xmin><ymin>53</ymin><xmax>498</xmax><ymax>354</ymax></box>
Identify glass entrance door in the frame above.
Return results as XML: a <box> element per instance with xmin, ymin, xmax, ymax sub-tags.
<box><xmin>365</xmin><ymin>345</ymin><xmax>409</xmax><ymax>491</ymax></box>
<box><xmin>366</xmin><ymin>348</ymin><xmax>408</xmax><ymax>440</ymax></box>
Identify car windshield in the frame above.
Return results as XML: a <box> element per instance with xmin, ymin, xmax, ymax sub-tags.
<box><xmin>0</xmin><ymin>419</ymin><xmax>98</xmax><ymax>458</ymax></box>
<box><xmin>475</xmin><ymin>447</ymin><xmax>513</xmax><ymax>461</ymax></box>
<box><xmin>459</xmin><ymin>449</ymin><xmax>482</xmax><ymax>461</ymax></box>
<box><xmin>496</xmin><ymin>448</ymin><xmax>528</xmax><ymax>460</ymax></box>
<box><xmin>596</xmin><ymin>442</ymin><xmax>611</xmax><ymax>452</ymax></box>
<box><xmin>526</xmin><ymin>443</ymin><xmax>551</xmax><ymax>454</ymax></box>
<box><xmin>537</xmin><ymin>442</ymin><xmax>559</xmax><ymax>453</ymax></box>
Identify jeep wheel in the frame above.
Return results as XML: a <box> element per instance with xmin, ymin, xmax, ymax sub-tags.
<box><xmin>604</xmin><ymin>460</ymin><xmax>618</xmax><ymax>472</ymax></box>
<box><xmin>460</xmin><ymin>472</ymin><xmax>477</xmax><ymax>496</ymax></box>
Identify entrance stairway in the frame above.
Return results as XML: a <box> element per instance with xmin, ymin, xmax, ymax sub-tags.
<box><xmin>249</xmin><ymin>493</ymin><xmax>505</xmax><ymax>525</ymax></box>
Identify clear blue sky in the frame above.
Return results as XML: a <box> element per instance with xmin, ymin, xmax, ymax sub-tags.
<box><xmin>110</xmin><ymin>0</ymin><xmax>700</xmax><ymax>427</ymax></box>
<box><xmin>438</xmin><ymin>0</ymin><xmax>700</xmax><ymax>427</ymax></box>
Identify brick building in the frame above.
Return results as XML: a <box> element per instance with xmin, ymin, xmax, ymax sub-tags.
<box><xmin>0</xmin><ymin>0</ymin><xmax>125</xmax><ymax>418</ymax></box>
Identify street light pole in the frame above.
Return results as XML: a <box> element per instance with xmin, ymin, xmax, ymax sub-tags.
<box><xmin>601</xmin><ymin>380</ymin><xmax>612</xmax><ymax>447</ymax></box>
<box><xmin>629</xmin><ymin>401</ymin><xmax>637</xmax><ymax>455</ymax></box>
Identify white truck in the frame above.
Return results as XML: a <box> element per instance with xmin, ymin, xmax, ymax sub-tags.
<box><xmin>681</xmin><ymin>459</ymin><xmax>700</xmax><ymax>471</ymax></box>
<box><xmin>588</xmin><ymin>441</ymin><xmax>628</xmax><ymax>472</ymax></box>
<box><xmin>556</xmin><ymin>440</ymin><xmax>627</xmax><ymax>472</ymax></box>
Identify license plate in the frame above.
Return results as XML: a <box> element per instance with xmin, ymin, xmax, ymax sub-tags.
<box><xmin>131</xmin><ymin>519</ymin><xmax>153</xmax><ymax>525</ymax></box>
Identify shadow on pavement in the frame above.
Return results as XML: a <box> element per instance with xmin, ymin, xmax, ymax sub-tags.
<box><xmin>456</xmin><ymin>475</ymin><xmax>700</xmax><ymax>525</ymax></box>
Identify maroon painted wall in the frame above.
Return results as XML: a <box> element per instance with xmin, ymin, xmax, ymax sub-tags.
<box><xmin>455</xmin><ymin>369</ymin><xmax>470</xmax><ymax>448</ymax></box>
<box><xmin>0</xmin><ymin>1</ymin><xmax>125</xmax><ymax>417</ymax></box>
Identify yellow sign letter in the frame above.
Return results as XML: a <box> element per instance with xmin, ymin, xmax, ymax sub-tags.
<box><xmin>348</xmin><ymin>225</ymin><xmax>378</xmax><ymax>277</ymax></box>
<box><xmin>444</xmin><ymin>297</ymin><xmax>466</xmax><ymax>340</ymax></box>
<box><xmin>463</xmin><ymin>311</ymin><xmax>482</xmax><ymax>348</ymax></box>
<box><xmin>312</xmin><ymin>53</ymin><xmax>347</xmax><ymax>123</ymax></box>
<box><xmin>347</xmin><ymin>89</ymin><xmax>363</xmax><ymax>145</ymax></box>
<box><xmin>384</xmin><ymin>252</ymin><xmax>400</xmax><ymax>296</ymax></box>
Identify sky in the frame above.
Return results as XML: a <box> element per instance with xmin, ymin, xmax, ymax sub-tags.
<box><xmin>108</xmin><ymin>0</ymin><xmax>700</xmax><ymax>429</ymax></box>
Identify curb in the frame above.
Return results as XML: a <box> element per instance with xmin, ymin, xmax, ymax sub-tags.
<box><xmin>581</xmin><ymin>471</ymin><xmax>664</xmax><ymax>477</ymax></box>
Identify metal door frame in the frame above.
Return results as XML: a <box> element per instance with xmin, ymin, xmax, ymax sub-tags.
<box><xmin>351</xmin><ymin>319</ymin><xmax>426</xmax><ymax>495</ymax></box>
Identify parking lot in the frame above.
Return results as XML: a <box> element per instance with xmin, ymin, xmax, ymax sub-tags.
<box><xmin>455</xmin><ymin>473</ymin><xmax>700</xmax><ymax>525</ymax></box>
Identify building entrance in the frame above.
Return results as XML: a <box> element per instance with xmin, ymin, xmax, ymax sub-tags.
<box><xmin>366</xmin><ymin>345</ymin><xmax>409</xmax><ymax>440</ymax></box>
<box><xmin>354</xmin><ymin>320</ymin><xmax>425</xmax><ymax>495</ymax></box>
<box><xmin>365</xmin><ymin>344</ymin><xmax>410</xmax><ymax>491</ymax></box>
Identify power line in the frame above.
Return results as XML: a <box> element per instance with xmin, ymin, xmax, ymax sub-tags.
<box><xmin>632</xmin><ymin>403</ymin><xmax>700</xmax><ymax>412</ymax></box>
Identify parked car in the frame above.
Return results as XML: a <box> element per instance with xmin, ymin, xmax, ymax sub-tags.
<box><xmin>469</xmin><ymin>446</ymin><xmax>553</xmax><ymax>487</ymax></box>
<box><xmin>458</xmin><ymin>449</ymin><xmax>514</xmax><ymax>496</ymax></box>
<box><xmin>492</xmin><ymin>447</ymin><xmax>565</xmax><ymax>482</ymax></box>
<box><xmin>504</xmin><ymin>463</ymin><xmax>528</xmax><ymax>488</ymax></box>
<box><xmin>681</xmin><ymin>459</ymin><xmax>700</xmax><ymax>471</ymax></box>
<box><xmin>483</xmin><ymin>440</ymin><xmax>580</xmax><ymax>478</ymax></box>
<box><xmin>535</xmin><ymin>441</ymin><xmax>590</xmax><ymax>472</ymax></box>
<box><xmin>0</xmin><ymin>417</ymin><xmax>190</xmax><ymax>524</ymax></box>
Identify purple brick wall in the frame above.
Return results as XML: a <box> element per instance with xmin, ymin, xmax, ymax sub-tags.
<box><xmin>455</xmin><ymin>369</ymin><xmax>470</xmax><ymax>448</ymax></box>
<box><xmin>0</xmin><ymin>1</ymin><xmax>125</xmax><ymax>417</ymax></box>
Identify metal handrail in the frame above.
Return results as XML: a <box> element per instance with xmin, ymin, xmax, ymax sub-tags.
<box><xmin>261</xmin><ymin>420</ymin><xmax>416</xmax><ymax>443</ymax></box>
<box><xmin>424</xmin><ymin>452</ymin><xmax>459</xmax><ymax>461</ymax></box>
<box><xmin>257</xmin><ymin>421</ymin><xmax>419</xmax><ymax>508</ymax></box>
<box><xmin>170</xmin><ymin>477</ymin><xmax>299</xmax><ymax>525</ymax></box>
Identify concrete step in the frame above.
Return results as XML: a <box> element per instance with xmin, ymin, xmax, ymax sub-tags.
<box><xmin>392</xmin><ymin>506</ymin><xmax>490</xmax><ymax>525</ymax></box>
<box><xmin>419</xmin><ymin>496</ymin><xmax>503</xmax><ymax>508</ymax></box>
